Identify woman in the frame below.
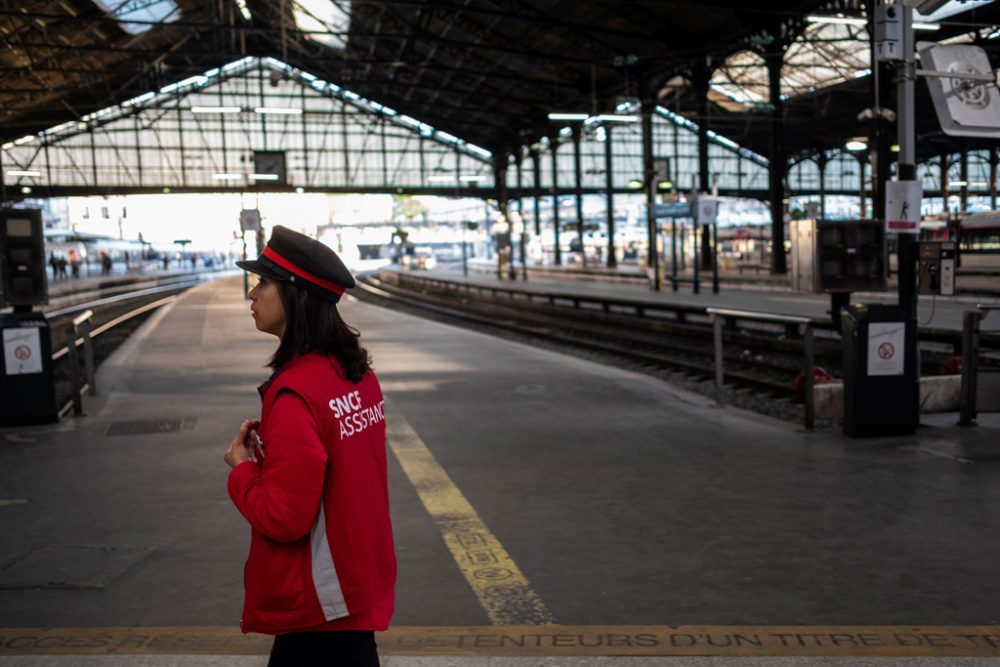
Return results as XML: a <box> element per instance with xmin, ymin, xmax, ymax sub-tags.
<box><xmin>224</xmin><ymin>226</ymin><xmax>396</xmax><ymax>667</ymax></box>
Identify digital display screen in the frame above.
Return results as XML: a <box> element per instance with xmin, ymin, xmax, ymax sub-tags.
<box><xmin>5</xmin><ymin>218</ymin><xmax>32</xmax><ymax>238</ymax></box>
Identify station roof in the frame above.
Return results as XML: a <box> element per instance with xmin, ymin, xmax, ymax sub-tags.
<box><xmin>4</xmin><ymin>1</ymin><xmax>1000</xmax><ymax>164</ymax></box>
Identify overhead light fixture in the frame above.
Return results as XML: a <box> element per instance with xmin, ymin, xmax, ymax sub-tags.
<box><xmin>913</xmin><ymin>22</ymin><xmax>941</xmax><ymax>30</ymax></box>
<box><xmin>845</xmin><ymin>140</ymin><xmax>868</xmax><ymax>151</ymax></box>
<box><xmin>428</xmin><ymin>175</ymin><xmax>455</xmax><ymax>183</ymax></box>
<box><xmin>970</xmin><ymin>181</ymin><xmax>990</xmax><ymax>187</ymax></box>
<box><xmin>21</xmin><ymin>186</ymin><xmax>31</xmax><ymax>194</ymax></box>
<box><xmin>14</xmin><ymin>135</ymin><xmax>36</xmax><ymax>145</ymax></box>
<box><xmin>547</xmin><ymin>113</ymin><xmax>589</xmax><ymax>121</ymax></box>
<box><xmin>254</xmin><ymin>107</ymin><xmax>303</xmax><ymax>115</ymax></box>
<box><xmin>1</xmin><ymin>143</ymin><xmax>13</xmax><ymax>150</ymax></box>
<box><xmin>627</xmin><ymin>179</ymin><xmax>644</xmax><ymax>189</ymax></box>
<box><xmin>295</xmin><ymin>187</ymin><xmax>305</xmax><ymax>193</ymax></box>
<box><xmin>211</xmin><ymin>173</ymin><xmax>243</xmax><ymax>180</ymax></box>
<box><xmin>234</xmin><ymin>0</ymin><xmax>252</xmax><ymax>21</ymax></box>
<box><xmin>806</xmin><ymin>15</ymin><xmax>867</xmax><ymax>26</ymax></box>
<box><xmin>594</xmin><ymin>114</ymin><xmax>639</xmax><ymax>123</ymax></box>
<box><xmin>6</xmin><ymin>170</ymin><xmax>41</xmax><ymax>177</ymax></box>
<box><xmin>657</xmin><ymin>180</ymin><xmax>674</xmax><ymax>191</ymax></box>
<box><xmin>948</xmin><ymin>180</ymin><xmax>969</xmax><ymax>187</ymax></box>
<box><xmin>191</xmin><ymin>106</ymin><xmax>241</xmax><ymax>114</ymax></box>
<box><xmin>458</xmin><ymin>175</ymin><xmax>485</xmax><ymax>182</ymax></box>
<box><xmin>250</xmin><ymin>173</ymin><xmax>280</xmax><ymax>181</ymax></box>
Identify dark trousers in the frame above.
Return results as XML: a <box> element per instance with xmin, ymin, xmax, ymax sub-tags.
<box><xmin>267</xmin><ymin>630</ymin><xmax>379</xmax><ymax>667</ymax></box>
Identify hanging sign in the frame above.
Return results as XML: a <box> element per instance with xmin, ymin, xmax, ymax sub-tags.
<box><xmin>885</xmin><ymin>181</ymin><xmax>922</xmax><ymax>234</ymax></box>
<box><xmin>696</xmin><ymin>197</ymin><xmax>719</xmax><ymax>225</ymax></box>
<box><xmin>867</xmin><ymin>322</ymin><xmax>905</xmax><ymax>376</ymax></box>
<box><xmin>3</xmin><ymin>327</ymin><xmax>42</xmax><ymax>375</ymax></box>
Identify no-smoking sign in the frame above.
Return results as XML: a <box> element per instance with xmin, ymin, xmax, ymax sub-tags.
<box><xmin>14</xmin><ymin>345</ymin><xmax>31</xmax><ymax>361</ymax></box>
<box><xmin>868</xmin><ymin>323</ymin><xmax>905</xmax><ymax>376</ymax></box>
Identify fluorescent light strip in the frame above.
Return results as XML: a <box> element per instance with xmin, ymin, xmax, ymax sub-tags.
<box><xmin>250</xmin><ymin>173</ymin><xmax>280</xmax><ymax>181</ymax></box>
<box><xmin>845</xmin><ymin>141</ymin><xmax>867</xmax><ymax>151</ymax></box>
<box><xmin>254</xmin><ymin>107</ymin><xmax>303</xmax><ymax>115</ymax></box>
<box><xmin>914</xmin><ymin>22</ymin><xmax>941</xmax><ymax>30</ymax></box>
<box><xmin>458</xmin><ymin>175</ymin><xmax>485</xmax><ymax>182</ymax></box>
<box><xmin>191</xmin><ymin>106</ymin><xmax>241</xmax><ymax>114</ymax></box>
<box><xmin>7</xmin><ymin>170</ymin><xmax>41</xmax><ymax>177</ymax></box>
<box><xmin>548</xmin><ymin>113</ymin><xmax>589</xmax><ymax>121</ymax></box>
<box><xmin>212</xmin><ymin>173</ymin><xmax>243</xmax><ymax>180</ymax></box>
<box><xmin>14</xmin><ymin>135</ymin><xmax>35</xmax><ymax>145</ymax></box>
<box><xmin>594</xmin><ymin>114</ymin><xmax>639</xmax><ymax>123</ymax></box>
<box><xmin>806</xmin><ymin>15</ymin><xmax>867</xmax><ymax>26</ymax></box>
<box><xmin>948</xmin><ymin>180</ymin><xmax>969</xmax><ymax>187</ymax></box>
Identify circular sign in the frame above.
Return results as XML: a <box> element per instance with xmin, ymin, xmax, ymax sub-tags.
<box><xmin>14</xmin><ymin>345</ymin><xmax>32</xmax><ymax>361</ymax></box>
<box><xmin>877</xmin><ymin>342</ymin><xmax>895</xmax><ymax>360</ymax></box>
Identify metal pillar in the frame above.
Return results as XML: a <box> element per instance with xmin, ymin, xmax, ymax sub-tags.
<box><xmin>642</xmin><ymin>98</ymin><xmax>660</xmax><ymax>291</ymax></box>
<box><xmin>532</xmin><ymin>148</ymin><xmax>542</xmax><ymax>237</ymax></box>
<box><xmin>765</xmin><ymin>48</ymin><xmax>787</xmax><ymax>274</ymax></box>
<box><xmin>573</xmin><ymin>126</ymin><xmax>587</xmax><ymax>268</ymax></box>
<box><xmin>960</xmin><ymin>143</ymin><xmax>969</xmax><ymax>212</ymax></box>
<box><xmin>516</xmin><ymin>157</ymin><xmax>527</xmax><ymax>281</ymax></box>
<box><xmin>896</xmin><ymin>3</ymin><xmax>918</xmax><ymax>318</ymax></box>
<box><xmin>605</xmin><ymin>125</ymin><xmax>616</xmax><ymax>268</ymax></box>
<box><xmin>990</xmin><ymin>147</ymin><xmax>998</xmax><ymax>210</ymax></box>
<box><xmin>550</xmin><ymin>140</ymin><xmax>562</xmax><ymax>266</ymax></box>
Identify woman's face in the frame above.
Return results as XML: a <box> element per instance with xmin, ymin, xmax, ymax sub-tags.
<box><xmin>248</xmin><ymin>276</ymin><xmax>286</xmax><ymax>339</ymax></box>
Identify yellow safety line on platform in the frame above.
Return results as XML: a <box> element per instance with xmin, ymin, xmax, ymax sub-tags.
<box><xmin>386</xmin><ymin>400</ymin><xmax>555</xmax><ymax>625</ymax></box>
<box><xmin>2</xmin><ymin>626</ymin><xmax>1000</xmax><ymax>657</ymax></box>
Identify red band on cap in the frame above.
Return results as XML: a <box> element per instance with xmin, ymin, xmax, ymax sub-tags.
<box><xmin>262</xmin><ymin>246</ymin><xmax>346</xmax><ymax>296</ymax></box>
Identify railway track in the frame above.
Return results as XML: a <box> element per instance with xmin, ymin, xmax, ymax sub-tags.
<box><xmin>354</xmin><ymin>274</ymin><xmax>833</xmax><ymax>405</ymax></box>
<box><xmin>352</xmin><ymin>272</ymin><xmax>999</xmax><ymax>424</ymax></box>
<box><xmin>45</xmin><ymin>277</ymin><xmax>202</xmax><ymax>416</ymax></box>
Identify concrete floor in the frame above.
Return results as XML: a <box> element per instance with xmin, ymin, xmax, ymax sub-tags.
<box><xmin>1</xmin><ymin>276</ymin><xmax>998</xmax><ymax>664</ymax></box>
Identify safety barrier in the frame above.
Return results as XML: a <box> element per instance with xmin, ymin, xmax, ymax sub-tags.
<box><xmin>959</xmin><ymin>305</ymin><xmax>1000</xmax><ymax>426</ymax></box>
<box><xmin>706</xmin><ymin>308</ymin><xmax>816</xmax><ymax>430</ymax></box>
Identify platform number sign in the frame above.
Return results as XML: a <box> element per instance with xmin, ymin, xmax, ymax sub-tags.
<box><xmin>868</xmin><ymin>322</ymin><xmax>905</xmax><ymax>376</ymax></box>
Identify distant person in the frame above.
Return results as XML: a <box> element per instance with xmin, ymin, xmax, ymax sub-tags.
<box><xmin>49</xmin><ymin>252</ymin><xmax>59</xmax><ymax>280</ymax></box>
<box><xmin>68</xmin><ymin>248</ymin><xmax>80</xmax><ymax>278</ymax></box>
<box><xmin>162</xmin><ymin>254</ymin><xmax>170</xmax><ymax>271</ymax></box>
<box><xmin>99</xmin><ymin>251</ymin><xmax>112</xmax><ymax>276</ymax></box>
<box><xmin>224</xmin><ymin>226</ymin><xmax>395</xmax><ymax>667</ymax></box>
<box><xmin>57</xmin><ymin>256</ymin><xmax>68</xmax><ymax>280</ymax></box>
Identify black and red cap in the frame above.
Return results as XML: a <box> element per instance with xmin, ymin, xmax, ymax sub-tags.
<box><xmin>236</xmin><ymin>225</ymin><xmax>355</xmax><ymax>302</ymax></box>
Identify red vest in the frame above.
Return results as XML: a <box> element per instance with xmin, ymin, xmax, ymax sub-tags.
<box><xmin>228</xmin><ymin>353</ymin><xmax>396</xmax><ymax>634</ymax></box>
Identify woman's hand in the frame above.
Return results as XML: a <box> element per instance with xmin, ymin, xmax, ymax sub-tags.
<box><xmin>225</xmin><ymin>419</ymin><xmax>259</xmax><ymax>468</ymax></box>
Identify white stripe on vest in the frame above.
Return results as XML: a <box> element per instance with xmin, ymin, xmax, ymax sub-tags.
<box><xmin>310</xmin><ymin>503</ymin><xmax>349</xmax><ymax>620</ymax></box>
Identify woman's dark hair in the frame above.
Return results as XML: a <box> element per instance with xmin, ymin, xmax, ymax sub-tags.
<box><xmin>269</xmin><ymin>279</ymin><xmax>372</xmax><ymax>383</ymax></box>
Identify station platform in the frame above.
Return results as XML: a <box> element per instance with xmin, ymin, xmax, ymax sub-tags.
<box><xmin>1</xmin><ymin>276</ymin><xmax>999</xmax><ymax>666</ymax></box>
<box><xmin>410</xmin><ymin>262</ymin><xmax>1000</xmax><ymax>335</ymax></box>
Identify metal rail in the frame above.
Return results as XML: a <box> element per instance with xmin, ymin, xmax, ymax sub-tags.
<box><xmin>53</xmin><ymin>295</ymin><xmax>178</xmax><ymax>418</ymax></box>
<box><xmin>959</xmin><ymin>305</ymin><xmax>1000</xmax><ymax>426</ymax></box>
<box><xmin>707</xmin><ymin>308</ymin><xmax>816</xmax><ymax>430</ymax></box>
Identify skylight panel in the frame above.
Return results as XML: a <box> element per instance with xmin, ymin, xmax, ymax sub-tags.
<box><xmin>781</xmin><ymin>22</ymin><xmax>870</xmax><ymax>98</ymax></box>
<box><xmin>91</xmin><ymin>0</ymin><xmax>180</xmax><ymax>35</ymax></box>
<box><xmin>294</xmin><ymin>0</ymin><xmax>351</xmax><ymax>50</ymax></box>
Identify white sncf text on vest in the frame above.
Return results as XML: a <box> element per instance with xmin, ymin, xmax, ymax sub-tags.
<box><xmin>329</xmin><ymin>390</ymin><xmax>386</xmax><ymax>438</ymax></box>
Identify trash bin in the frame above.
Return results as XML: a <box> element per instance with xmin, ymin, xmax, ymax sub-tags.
<box><xmin>841</xmin><ymin>303</ymin><xmax>919</xmax><ymax>437</ymax></box>
<box><xmin>1</xmin><ymin>310</ymin><xmax>58</xmax><ymax>425</ymax></box>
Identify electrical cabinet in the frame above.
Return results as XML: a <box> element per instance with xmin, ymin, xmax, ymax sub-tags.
<box><xmin>918</xmin><ymin>241</ymin><xmax>956</xmax><ymax>296</ymax></box>
<box><xmin>790</xmin><ymin>219</ymin><xmax>887</xmax><ymax>293</ymax></box>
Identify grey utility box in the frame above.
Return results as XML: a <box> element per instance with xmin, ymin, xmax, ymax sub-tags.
<box><xmin>790</xmin><ymin>220</ymin><xmax>887</xmax><ymax>293</ymax></box>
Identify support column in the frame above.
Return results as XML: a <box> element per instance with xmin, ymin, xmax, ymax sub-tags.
<box><xmin>765</xmin><ymin>47</ymin><xmax>787</xmax><ymax>274</ymax></box>
<box><xmin>642</xmin><ymin>97</ymin><xmax>660</xmax><ymax>290</ymax></box>
<box><xmin>550</xmin><ymin>140</ymin><xmax>562</xmax><ymax>266</ymax></box>
<box><xmin>990</xmin><ymin>147</ymin><xmax>997</xmax><ymax>210</ymax></box>
<box><xmin>960</xmin><ymin>143</ymin><xmax>969</xmax><ymax>212</ymax></box>
<box><xmin>896</xmin><ymin>3</ymin><xmax>917</xmax><ymax>317</ymax></box>
<box><xmin>531</xmin><ymin>147</ymin><xmax>542</xmax><ymax>236</ymax></box>
<box><xmin>605</xmin><ymin>125</ymin><xmax>616</xmax><ymax>268</ymax></box>
<box><xmin>818</xmin><ymin>153</ymin><xmax>827</xmax><ymax>220</ymax></box>
<box><xmin>573</xmin><ymin>126</ymin><xmax>587</xmax><ymax>268</ymax></box>
<box><xmin>516</xmin><ymin>156</ymin><xmax>527</xmax><ymax>280</ymax></box>
<box><xmin>694</xmin><ymin>58</ymin><xmax>710</xmax><ymax>193</ymax></box>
